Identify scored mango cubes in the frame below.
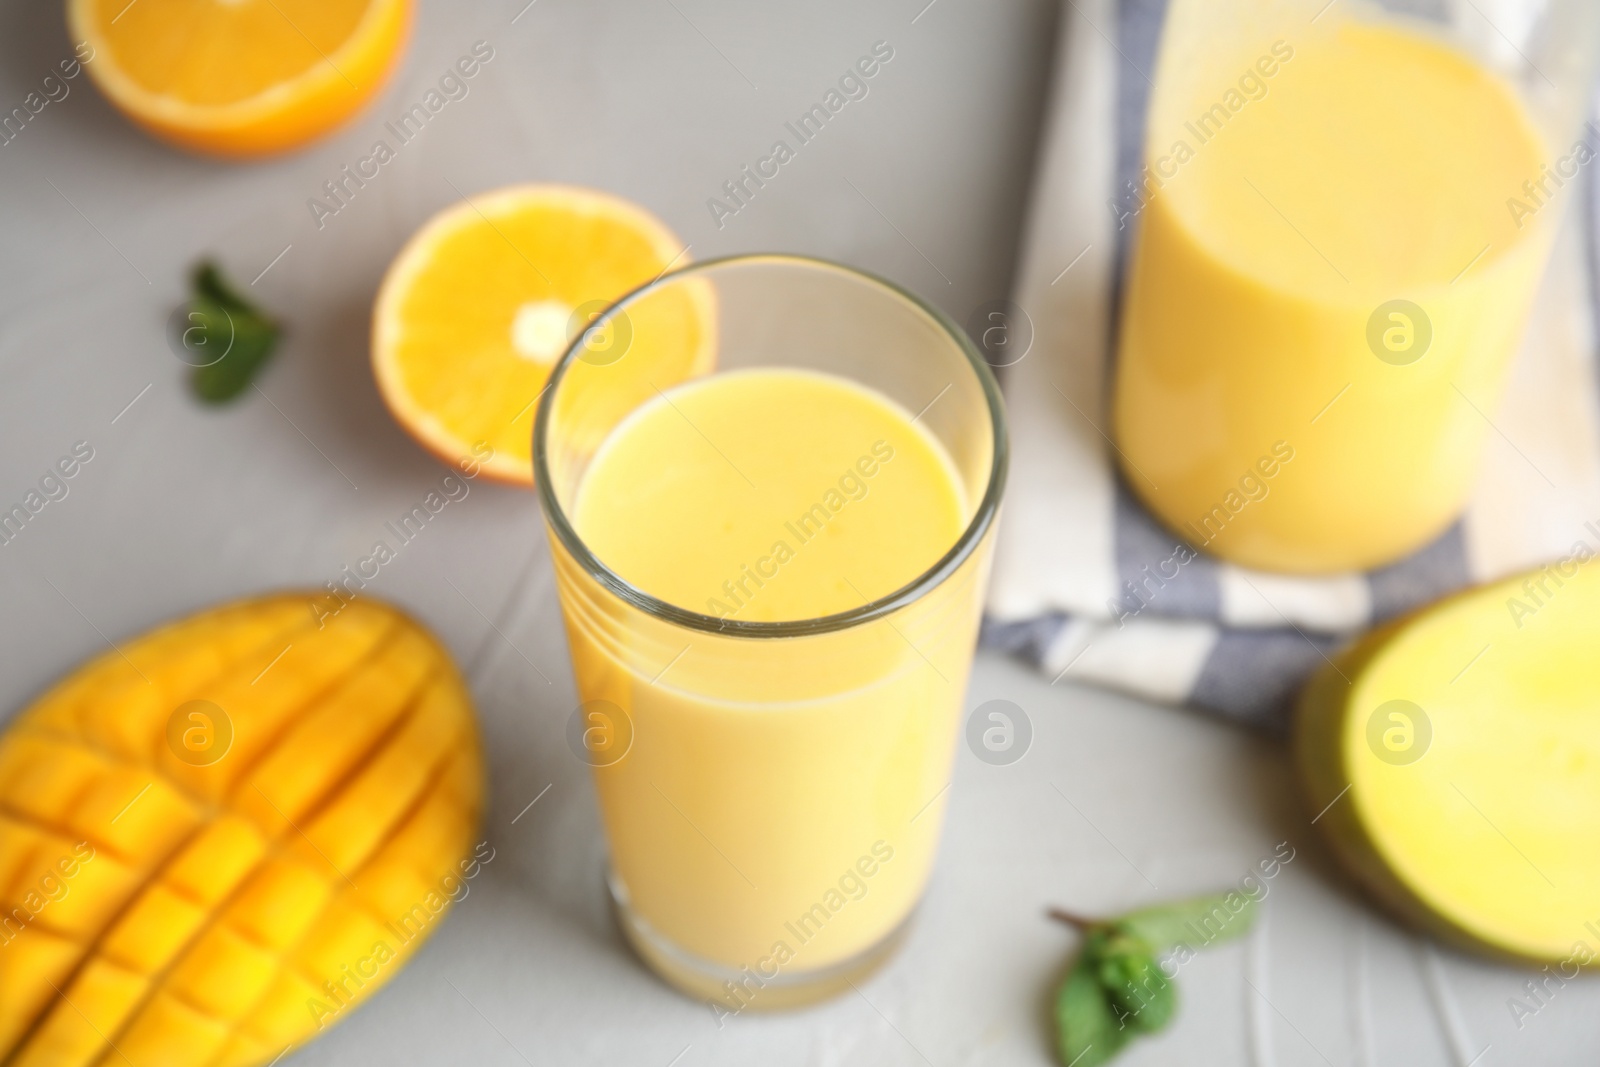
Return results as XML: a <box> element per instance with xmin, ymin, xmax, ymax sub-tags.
<box><xmin>0</xmin><ymin>594</ymin><xmax>484</xmax><ymax>1066</ymax></box>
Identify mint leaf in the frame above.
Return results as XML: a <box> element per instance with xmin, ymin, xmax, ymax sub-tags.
<box><xmin>1056</xmin><ymin>955</ymin><xmax>1130</xmax><ymax>1067</ymax></box>
<box><xmin>1050</xmin><ymin>891</ymin><xmax>1258</xmax><ymax>1066</ymax></box>
<box><xmin>1096</xmin><ymin>944</ymin><xmax>1174</xmax><ymax>1033</ymax></box>
<box><xmin>1117</xmin><ymin>892</ymin><xmax>1258</xmax><ymax>951</ymax></box>
<box><xmin>185</xmin><ymin>261</ymin><xmax>281</xmax><ymax>404</ymax></box>
<box><xmin>193</xmin><ymin>260</ymin><xmax>252</xmax><ymax>310</ymax></box>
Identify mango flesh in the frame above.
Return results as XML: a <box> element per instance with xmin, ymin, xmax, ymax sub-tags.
<box><xmin>1297</xmin><ymin>558</ymin><xmax>1600</xmax><ymax>962</ymax></box>
<box><xmin>0</xmin><ymin>594</ymin><xmax>483</xmax><ymax>1066</ymax></box>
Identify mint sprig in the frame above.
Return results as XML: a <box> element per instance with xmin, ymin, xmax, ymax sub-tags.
<box><xmin>1051</xmin><ymin>892</ymin><xmax>1258</xmax><ymax>1066</ymax></box>
<box><xmin>186</xmin><ymin>261</ymin><xmax>281</xmax><ymax>403</ymax></box>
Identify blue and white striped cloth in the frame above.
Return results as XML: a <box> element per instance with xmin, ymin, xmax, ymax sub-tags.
<box><xmin>982</xmin><ymin>0</ymin><xmax>1600</xmax><ymax>731</ymax></box>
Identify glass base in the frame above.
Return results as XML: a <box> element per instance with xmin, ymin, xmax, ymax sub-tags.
<box><xmin>607</xmin><ymin>872</ymin><xmax>915</xmax><ymax>1011</ymax></box>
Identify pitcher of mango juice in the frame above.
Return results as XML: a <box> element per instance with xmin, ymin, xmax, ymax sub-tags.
<box><xmin>1113</xmin><ymin>0</ymin><xmax>1600</xmax><ymax>573</ymax></box>
<box><xmin>535</xmin><ymin>255</ymin><xmax>1006</xmax><ymax>1007</ymax></box>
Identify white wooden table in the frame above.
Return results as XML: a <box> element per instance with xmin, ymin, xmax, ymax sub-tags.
<box><xmin>1</xmin><ymin>0</ymin><xmax>1595</xmax><ymax>1061</ymax></box>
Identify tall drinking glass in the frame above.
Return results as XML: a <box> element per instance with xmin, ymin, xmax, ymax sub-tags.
<box><xmin>534</xmin><ymin>255</ymin><xmax>1006</xmax><ymax>1008</ymax></box>
<box><xmin>1113</xmin><ymin>0</ymin><xmax>1600</xmax><ymax>573</ymax></box>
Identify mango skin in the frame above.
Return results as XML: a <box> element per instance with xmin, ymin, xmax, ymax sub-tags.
<box><xmin>1295</xmin><ymin>558</ymin><xmax>1600</xmax><ymax>965</ymax></box>
<box><xmin>1295</xmin><ymin>619</ymin><xmax>1461</xmax><ymax>943</ymax></box>
<box><xmin>0</xmin><ymin>593</ymin><xmax>484</xmax><ymax>1067</ymax></box>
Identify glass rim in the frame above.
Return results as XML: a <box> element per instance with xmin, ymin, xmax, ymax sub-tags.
<box><xmin>532</xmin><ymin>252</ymin><xmax>1009</xmax><ymax>639</ymax></box>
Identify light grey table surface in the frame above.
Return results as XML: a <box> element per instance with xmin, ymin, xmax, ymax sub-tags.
<box><xmin>1</xmin><ymin>0</ymin><xmax>1596</xmax><ymax>1063</ymax></box>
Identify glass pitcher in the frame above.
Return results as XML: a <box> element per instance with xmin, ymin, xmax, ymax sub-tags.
<box><xmin>1112</xmin><ymin>0</ymin><xmax>1600</xmax><ymax>573</ymax></box>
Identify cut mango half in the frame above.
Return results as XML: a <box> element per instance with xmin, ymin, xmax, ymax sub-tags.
<box><xmin>0</xmin><ymin>593</ymin><xmax>483</xmax><ymax>1066</ymax></box>
<box><xmin>1297</xmin><ymin>556</ymin><xmax>1600</xmax><ymax>962</ymax></box>
<box><xmin>68</xmin><ymin>0</ymin><xmax>411</xmax><ymax>158</ymax></box>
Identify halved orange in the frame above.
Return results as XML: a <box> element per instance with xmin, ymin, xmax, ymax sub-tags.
<box><xmin>372</xmin><ymin>184</ymin><xmax>712</xmax><ymax>485</ymax></box>
<box><xmin>67</xmin><ymin>0</ymin><xmax>411</xmax><ymax>158</ymax></box>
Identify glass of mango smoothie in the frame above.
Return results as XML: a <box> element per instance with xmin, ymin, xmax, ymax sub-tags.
<box><xmin>534</xmin><ymin>255</ymin><xmax>1006</xmax><ymax>1008</ymax></box>
<box><xmin>1114</xmin><ymin>0</ymin><xmax>1600</xmax><ymax>573</ymax></box>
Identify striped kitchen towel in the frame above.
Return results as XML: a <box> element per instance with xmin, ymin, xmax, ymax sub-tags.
<box><xmin>981</xmin><ymin>0</ymin><xmax>1600</xmax><ymax>732</ymax></box>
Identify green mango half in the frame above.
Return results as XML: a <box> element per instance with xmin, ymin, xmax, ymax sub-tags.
<box><xmin>1296</xmin><ymin>555</ymin><xmax>1600</xmax><ymax>963</ymax></box>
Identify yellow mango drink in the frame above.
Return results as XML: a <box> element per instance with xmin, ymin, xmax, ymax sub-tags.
<box><xmin>1114</xmin><ymin>12</ymin><xmax>1570</xmax><ymax>573</ymax></box>
<box><xmin>534</xmin><ymin>256</ymin><xmax>1005</xmax><ymax>1008</ymax></box>
<box><xmin>574</xmin><ymin>372</ymin><xmax>964</xmax><ymax>624</ymax></box>
<box><xmin>572</xmin><ymin>370</ymin><xmax>965</xmax><ymax>983</ymax></box>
